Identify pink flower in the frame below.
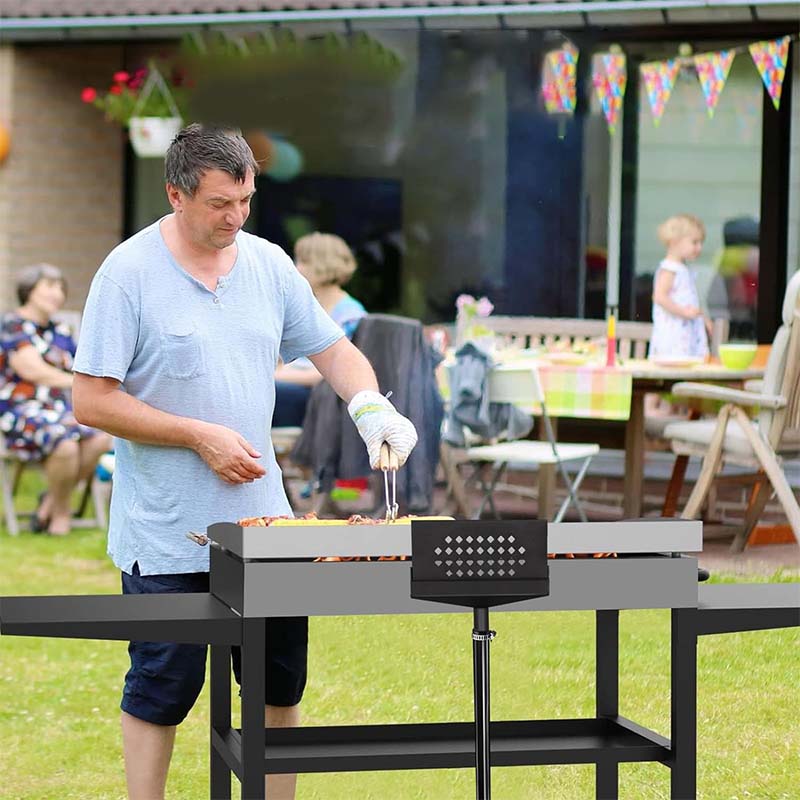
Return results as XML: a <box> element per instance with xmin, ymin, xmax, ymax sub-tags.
<box><xmin>476</xmin><ymin>297</ymin><xmax>494</xmax><ymax>317</ymax></box>
<box><xmin>109</xmin><ymin>85</ymin><xmax>122</xmax><ymax>95</ymax></box>
<box><xmin>456</xmin><ymin>294</ymin><xmax>476</xmax><ymax>312</ymax></box>
<box><xmin>81</xmin><ymin>87</ymin><xmax>97</xmax><ymax>103</ymax></box>
<box><xmin>113</xmin><ymin>70</ymin><xmax>130</xmax><ymax>84</ymax></box>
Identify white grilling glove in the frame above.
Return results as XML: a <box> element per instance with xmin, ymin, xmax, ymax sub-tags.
<box><xmin>348</xmin><ymin>390</ymin><xmax>418</xmax><ymax>470</ymax></box>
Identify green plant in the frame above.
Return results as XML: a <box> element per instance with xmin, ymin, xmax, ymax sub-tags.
<box><xmin>81</xmin><ymin>63</ymin><xmax>189</xmax><ymax>128</ymax></box>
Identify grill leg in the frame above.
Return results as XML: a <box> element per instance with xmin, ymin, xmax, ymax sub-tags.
<box><xmin>211</xmin><ymin>644</ymin><xmax>233</xmax><ymax>800</ymax></box>
<box><xmin>596</xmin><ymin>610</ymin><xmax>619</xmax><ymax>800</ymax></box>
<box><xmin>472</xmin><ymin>607</ymin><xmax>495</xmax><ymax>800</ymax></box>
<box><xmin>241</xmin><ymin>618</ymin><xmax>266</xmax><ymax>800</ymax></box>
<box><xmin>671</xmin><ymin>609</ymin><xmax>697</xmax><ymax>800</ymax></box>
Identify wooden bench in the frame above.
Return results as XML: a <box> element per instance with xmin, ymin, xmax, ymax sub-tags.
<box><xmin>483</xmin><ymin>316</ymin><xmax>653</xmax><ymax>360</ymax></box>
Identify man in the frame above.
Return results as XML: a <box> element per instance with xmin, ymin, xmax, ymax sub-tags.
<box><xmin>72</xmin><ymin>124</ymin><xmax>417</xmax><ymax>800</ymax></box>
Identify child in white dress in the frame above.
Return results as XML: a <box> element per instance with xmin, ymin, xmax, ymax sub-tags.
<box><xmin>647</xmin><ymin>214</ymin><xmax>711</xmax><ymax>418</ymax></box>
<box><xmin>649</xmin><ymin>214</ymin><xmax>711</xmax><ymax>358</ymax></box>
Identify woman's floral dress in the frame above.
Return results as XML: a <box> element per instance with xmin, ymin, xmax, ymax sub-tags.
<box><xmin>0</xmin><ymin>313</ymin><xmax>96</xmax><ymax>461</ymax></box>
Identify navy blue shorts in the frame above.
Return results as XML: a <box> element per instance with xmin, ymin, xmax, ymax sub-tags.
<box><xmin>121</xmin><ymin>563</ymin><xmax>308</xmax><ymax>726</ymax></box>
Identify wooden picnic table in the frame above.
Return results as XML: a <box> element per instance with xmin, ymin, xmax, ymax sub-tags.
<box><xmin>617</xmin><ymin>361</ymin><xmax>765</xmax><ymax>519</ymax></box>
<box><xmin>444</xmin><ymin>350</ymin><xmax>765</xmax><ymax>520</ymax></box>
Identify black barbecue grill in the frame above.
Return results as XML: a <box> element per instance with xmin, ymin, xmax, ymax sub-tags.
<box><xmin>1</xmin><ymin>517</ymin><xmax>799</xmax><ymax>800</ymax></box>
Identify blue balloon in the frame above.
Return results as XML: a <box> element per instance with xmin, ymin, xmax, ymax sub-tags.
<box><xmin>267</xmin><ymin>138</ymin><xmax>303</xmax><ymax>182</ymax></box>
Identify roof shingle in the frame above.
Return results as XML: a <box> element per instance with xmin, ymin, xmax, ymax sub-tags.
<box><xmin>0</xmin><ymin>0</ymin><xmax>591</xmax><ymax>16</ymax></box>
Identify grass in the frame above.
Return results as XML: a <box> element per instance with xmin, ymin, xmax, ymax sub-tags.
<box><xmin>1</xmin><ymin>474</ymin><xmax>798</xmax><ymax>799</ymax></box>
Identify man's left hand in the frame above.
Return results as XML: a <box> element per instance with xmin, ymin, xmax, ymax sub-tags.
<box><xmin>348</xmin><ymin>390</ymin><xmax>418</xmax><ymax>469</ymax></box>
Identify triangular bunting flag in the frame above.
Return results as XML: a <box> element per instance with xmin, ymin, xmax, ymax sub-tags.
<box><xmin>749</xmin><ymin>36</ymin><xmax>791</xmax><ymax>110</ymax></box>
<box><xmin>592</xmin><ymin>52</ymin><xmax>627</xmax><ymax>134</ymax></box>
<box><xmin>694</xmin><ymin>50</ymin><xmax>735</xmax><ymax>118</ymax></box>
<box><xmin>641</xmin><ymin>59</ymin><xmax>680</xmax><ymax>126</ymax></box>
<box><xmin>542</xmin><ymin>43</ymin><xmax>579</xmax><ymax>114</ymax></box>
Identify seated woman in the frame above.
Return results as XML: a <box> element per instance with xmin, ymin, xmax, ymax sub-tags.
<box><xmin>0</xmin><ymin>264</ymin><xmax>112</xmax><ymax>535</ymax></box>
<box><xmin>273</xmin><ymin>232</ymin><xmax>367</xmax><ymax>427</ymax></box>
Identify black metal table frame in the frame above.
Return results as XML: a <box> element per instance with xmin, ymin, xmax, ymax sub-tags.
<box><xmin>206</xmin><ymin>594</ymin><xmax>799</xmax><ymax>800</ymax></box>
<box><xmin>2</xmin><ymin>585</ymin><xmax>798</xmax><ymax>800</ymax></box>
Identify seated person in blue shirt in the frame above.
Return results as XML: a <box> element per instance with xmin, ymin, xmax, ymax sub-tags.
<box><xmin>272</xmin><ymin>232</ymin><xmax>367</xmax><ymax>428</ymax></box>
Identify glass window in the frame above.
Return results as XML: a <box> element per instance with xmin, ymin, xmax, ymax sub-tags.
<box><xmin>634</xmin><ymin>44</ymin><xmax>763</xmax><ymax>340</ymax></box>
<box><xmin>128</xmin><ymin>29</ymin><xmax>771</xmax><ymax>335</ymax></box>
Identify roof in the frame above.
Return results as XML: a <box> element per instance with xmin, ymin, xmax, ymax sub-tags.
<box><xmin>1</xmin><ymin>0</ymin><xmax>797</xmax><ymax>36</ymax></box>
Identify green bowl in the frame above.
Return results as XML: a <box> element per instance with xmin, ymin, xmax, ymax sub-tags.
<box><xmin>718</xmin><ymin>343</ymin><xmax>757</xmax><ymax>370</ymax></box>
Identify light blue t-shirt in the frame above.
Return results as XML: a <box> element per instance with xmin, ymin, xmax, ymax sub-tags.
<box><xmin>74</xmin><ymin>219</ymin><xmax>344</xmax><ymax>575</ymax></box>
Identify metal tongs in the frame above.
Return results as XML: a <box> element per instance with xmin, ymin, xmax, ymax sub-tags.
<box><xmin>379</xmin><ymin>442</ymin><xmax>400</xmax><ymax>522</ymax></box>
<box><xmin>186</xmin><ymin>530</ymin><xmax>214</xmax><ymax>548</ymax></box>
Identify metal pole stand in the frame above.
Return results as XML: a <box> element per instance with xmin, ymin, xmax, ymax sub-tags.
<box><xmin>472</xmin><ymin>607</ymin><xmax>496</xmax><ymax>800</ymax></box>
<box><xmin>409</xmin><ymin>520</ymin><xmax>549</xmax><ymax>800</ymax></box>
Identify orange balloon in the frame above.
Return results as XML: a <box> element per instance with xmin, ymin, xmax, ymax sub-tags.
<box><xmin>0</xmin><ymin>122</ymin><xmax>10</xmax><ymax>164</ymax></box>
<box><xmin>243</xmin><ymin>130</ymin><xmax>273</xmax><ymax>170</ymax></box>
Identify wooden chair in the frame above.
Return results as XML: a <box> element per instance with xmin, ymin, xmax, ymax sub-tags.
<box><xmin>483</xmin><ymin>316</ymin><xmax>653</xmax><ymax>360</ymax></box>
<box><xmin>662</xmin><ymin>269</ymin><xmax>800</xmax><ymax>551</ymax></box>
<box><xmin>0</xmin><ymin>437</ymin><xmax>109</xmax><ymax>536</ymax></box>
<box><xmin>443</xmin><ymin>364</ymin><xmax>599</xmax><ymax>521</ymax></box>
<box><xmin>271</xmin><ymin>425</ymin><xmax>306</xmax><ymax>506</ymax></box>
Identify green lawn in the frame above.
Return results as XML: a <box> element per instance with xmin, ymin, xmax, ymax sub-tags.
<box><xmin>1</xmin><ymin>476</ymin><xmax>798</xmax><ymax>799</ymax></box>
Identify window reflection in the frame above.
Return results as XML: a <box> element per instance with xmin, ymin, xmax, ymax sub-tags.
<box><xmin>633</xmin><ymin>50</ymin><xmax>762</xmax><ymax>340</ymax></box>
<box><xmin>129</xmin><ymin>29</ymin><xmax>766</xmax><ymax>336</ymax></box>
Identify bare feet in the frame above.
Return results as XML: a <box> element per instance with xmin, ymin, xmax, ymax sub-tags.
<box><xmin>47</xmin><ymin>512</ymin><xmax>71</xmax><ymax>537</ymax></box>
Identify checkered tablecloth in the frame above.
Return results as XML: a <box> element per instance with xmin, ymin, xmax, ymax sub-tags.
<box><xmin>441</xmin><ymin>355</ymin><xmax>634</xmax><ymax>421</ymax></box>
<box><xmin>537</xmin><ymin>364</ymin><xmax>632</xmax><ymax>420</ymax></box>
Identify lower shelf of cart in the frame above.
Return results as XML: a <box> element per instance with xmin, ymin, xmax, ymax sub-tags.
<box><xmin>213</xmin><ymin>717</ymin><xmax>670</xmax><ymax>775</ymax></box>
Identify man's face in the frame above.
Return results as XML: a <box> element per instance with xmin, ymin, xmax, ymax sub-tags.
<box><xmin>170</xmin><ymin>168</ymin><xmax>256</xmax><ymax>251</ymax></box>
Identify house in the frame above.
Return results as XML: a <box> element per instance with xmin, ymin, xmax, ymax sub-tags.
<box><xmin>0</xmin><ymin>0</ymin><xmax>797</xmax><ymax>339</ymax></box>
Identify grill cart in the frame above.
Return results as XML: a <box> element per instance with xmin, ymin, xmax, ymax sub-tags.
<box><xmin>2</xmin><ymin>517</ymin><xmax>798</xmax><ymax>800</ymax></box>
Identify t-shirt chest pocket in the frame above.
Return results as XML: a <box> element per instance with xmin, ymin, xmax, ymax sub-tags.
<box><xmin>160</xmin><ymin>325</ymin><xmax>206</xmax><ymax>380</ymax></box>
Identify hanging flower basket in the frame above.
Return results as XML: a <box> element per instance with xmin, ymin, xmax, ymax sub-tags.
<box><xmin>128</xmin><ymin>66</ymin><xmax>183</xmax><ymax>158</ymax></box>
<box><xmin>129</xmin><ymin>116</ymin><xmax>183</xmax><ymax>158</ymax></box>
<box><xmin>81</xmin><ymin>62</ymin><xmax>187</xmax><ymax>158</ymax></box>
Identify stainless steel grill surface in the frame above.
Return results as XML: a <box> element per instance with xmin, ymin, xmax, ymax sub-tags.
<box><xmin>208</xmin><ymin>518</ymin><xmax>703</xmax><ymax>617</ymax></box>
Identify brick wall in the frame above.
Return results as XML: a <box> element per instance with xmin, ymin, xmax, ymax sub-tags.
<box><xmin>0</xmin><ymin>43</ymin><xmax>124</xmax><ymax>315</ymax></box>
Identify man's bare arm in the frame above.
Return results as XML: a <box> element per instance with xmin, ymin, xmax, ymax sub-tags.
<box><xmin>72</xmin><ymin>373</ymin><xmax>265</xmax><ymax>484</ymax></box>
<box><xmin>308</xmin><ymin>337</ymin><xmax>379</xmax><ymax>402</ymax></box>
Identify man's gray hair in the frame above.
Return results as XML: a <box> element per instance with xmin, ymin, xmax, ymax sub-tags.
<box><xmin>165</xmin><ymin>123</ymin><xmax>260</xmax><ymax>196</ymax></box>
<box><xmin>16</xmin><ymin>263</ymin><xmax>67</xmax><ymax>305</ymax></box>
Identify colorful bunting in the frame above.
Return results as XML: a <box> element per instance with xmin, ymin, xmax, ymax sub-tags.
<box><xmin>535</xmin><ymin>35</ymin><xmax>794</xmax><ymax>125</ymax></box>
<box><xmin>749</xmin><ymin>36</ymin><xmax>791</xmax><ymax>110</ymax></box>
<box><xmin>641</xmin><ymin>59</ymin><xmax>680</xmax><ymax>126</ymax></box>
<box><xmin>542</xmin><ymin>43</ymin><xmax>579</xmax><ymax>114</ymax></box>
<box><xmin>592</xmin><ymin>52</ymin><xmax>627</xmax><ymax>134</ymax></box>
<box><xmin>694</xmin><ymin>50</ymin><xmax>735</xmax><ymax>118</ymax></box>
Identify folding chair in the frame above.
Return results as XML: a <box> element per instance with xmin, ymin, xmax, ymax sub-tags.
<box><xmin>455</xmin><ymin>364</ymin><xmax>599</xmax><ymax>522</ymax></box>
